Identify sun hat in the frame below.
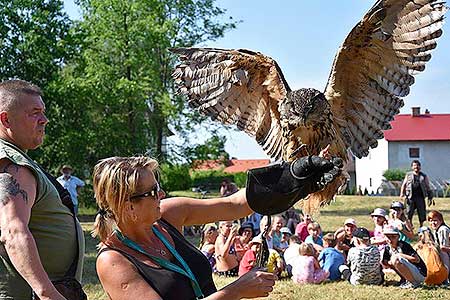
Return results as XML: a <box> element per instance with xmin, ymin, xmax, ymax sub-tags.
<box><xmin>249</xmin><ymin>236</ymin><xmax>263</xmax><ymax>245</ymax></box>
<box><xmin>238</xmin><ymin>222</ymin><xmax>255</xmax><ymax>236</ymax></box>
<box><xmin>202</xmin><ymin>223</ymin><xmax>217</xmax><ymax>233</ymax></box>
<box><xmin>418</xmin><ymin>226</ymin><xmax>430</xmax><ymax>234</ymax></box>
<box><xmin>60</xmin><ymin>165</ymin><xmax>73</xmax><ymax>172</ymax></box>
<box><xmin>391</xmin><ymin>201</ymin><xmax>405</xmax><ymax>209</ymax></box>
<box><xmin>344</xmin><ymin>218</ymin><xmax>357</xmax><ymax>226</ymax></box>
<box><xmin>383</xmin><ymin>226</ymin><xmax>400</xmax><ymax>235</ymax></box>
<box><xmin>370</xmin><ymin>208</ymin><xmax>387</xmax><ymax>218</ymax></box>
<box><xmin>280</xmin><ymin>227</ymin><xmax>292</xmax><ymax>235</ymax></box>
<box><xmin>352</xmin><ymin>227</ymin><xmax>370</xmax><ymax>240</ymax></box>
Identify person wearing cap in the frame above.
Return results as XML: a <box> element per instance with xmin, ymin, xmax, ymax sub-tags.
<box><xmin>199</xmin><ymin>224</ymin><xmax>219</xmax><ymax>271</ymax></box>
<box><xmin>388</xmin><ymin>201</ymin><xmax>414</xmax><ymax>243</ymax></box>
<box><xmin>57</xmin><ymin>164</ymin><xmax>85</xmax><ymax>215</ymax></box>
<box><xmin>235</xmin><ymin>222</ymin><xmax>255</xmax><ymax>260</ymax></box>
<box><xmin>400</xmin><ymin>160</ymin><xmax>434</xmax><ymax>227</ymax></box>
<box><xmin>238</xmin><ymin>236</ymin><xmax>263</xmax><ymax>277</ymax></box>
<box><xmin>339</xmin><ymin>227</ymin><xmax>383</xmax><ymax>285</ymax></box>
<box><xmin>335</xmin><ymin>218</ymin><xmax>357</xmax><ymax>257</ymax></box>
<box><xmin>427</xmin><ymin>210</ymin><xmax>450</xmax><ymax>277</ymax></box>
<box><xmin>370</xmin><ymin>208</ymin><xmax>388</xmax><ymax>250</ymax></box>
<box><xmin>279</xmin><ymin>227</ymin><xmax>292</xmax><ymax>252</ymax></box>
<box><xmin>382</xmin><ymin>226</ymin><xmax>427</xmax><ymax>288</ymax></box>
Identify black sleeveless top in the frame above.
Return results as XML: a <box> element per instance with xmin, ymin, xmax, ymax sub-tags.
<box><xmin>99</xmin><ymin>219</ymin><xmax>217</xmax><ymax>299</ymax></box>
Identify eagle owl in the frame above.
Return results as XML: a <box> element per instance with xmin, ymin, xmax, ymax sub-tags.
<box><xmin>171</xmin><ymin>0</ymin><xmax>448</xmax><ymax>211</ymax></box>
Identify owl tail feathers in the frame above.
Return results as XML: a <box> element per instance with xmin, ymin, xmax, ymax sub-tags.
<box><xmin>300</xmin><ymin>171</ymin><xmax>349</xmax><ymax>215</ymax></box>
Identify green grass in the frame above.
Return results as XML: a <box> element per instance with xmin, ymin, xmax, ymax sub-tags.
<box><xmin>82</xmin><ymin>195</ymin><xmax>450</xmax><ymax>299</ymax></box>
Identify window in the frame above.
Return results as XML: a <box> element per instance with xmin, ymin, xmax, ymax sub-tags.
<box><xmin>409</xmin><ymin>148</ymin><xmax>420</xmax><ymax>158</ymax></box>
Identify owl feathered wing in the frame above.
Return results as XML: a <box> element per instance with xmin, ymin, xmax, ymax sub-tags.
<box><xmin>325</xmin><ymin>0</ymin><xmax>448</xmax><ymax>159</ymax></box>
<box><xmin>171</xmin><ymin>48</ymin><xmax>291</xmax><ymax>160</ymax></box>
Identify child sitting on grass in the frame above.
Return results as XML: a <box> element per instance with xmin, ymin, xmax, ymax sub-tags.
<box><xmin>238</xmin><ymin>236</ymin><xmax>262</xmax><ymax>277</ymax></box>
<box><xmin>318</xmin><ymin>233</ymin><xmax>345</xmax><ymax>281</ymax></box>
<box><xmin>292</xmin><ymin>243</ymin><xmax>329</xmax><ymax>284</ymax></box>
<box><xmin>339</xmin><ymin>227</ymin><xmax>384</xmax><ymax>286</ymax></box>
<box><xmin>305</xmin><ymin>221</ymin><xmax>324</xmax><ymax>252</ymax></box>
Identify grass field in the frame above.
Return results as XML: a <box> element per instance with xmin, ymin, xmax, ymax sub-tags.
<box><xmin>81</xmin><ymin>195</ymin><xmax>450</xmax><ymax>299</ymax></box>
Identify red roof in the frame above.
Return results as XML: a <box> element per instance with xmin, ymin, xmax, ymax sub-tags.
<box><xmin>193</xmin><ymin>159</ymin><xmax>270</xmax><ymax>173</ymax></box>
<box><xmin>384</xmin><ymin>113</ymin><xmax>450</xmax><ymax>141</ymax></box>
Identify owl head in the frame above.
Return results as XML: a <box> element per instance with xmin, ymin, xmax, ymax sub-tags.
<box><xmin>280</xmin><ymin>88</ymin><xmax>330</xmax><ymax>130</ymax></box>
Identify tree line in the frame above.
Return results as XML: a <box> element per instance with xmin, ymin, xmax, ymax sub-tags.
<box><xmin>0</xmin><ymin>0</ymin><xmax>237</xmax><ymax>200</ymax></box>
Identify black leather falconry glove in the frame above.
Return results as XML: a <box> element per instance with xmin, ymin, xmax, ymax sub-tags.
<box><xmin>246</xmin><ymin>156</ymin><xmax>343</xmax><ymax>215</ymax></box>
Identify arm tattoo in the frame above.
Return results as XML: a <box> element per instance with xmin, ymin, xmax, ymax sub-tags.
<box><xmin>0</xmin><ymin>174</ymin><xmax>29</xmax><ymax>205</ymax></box>
<box><xmin>1</xmin><ymin>162</ymin><xmax>19</xmax><ymax>174</ymax></box>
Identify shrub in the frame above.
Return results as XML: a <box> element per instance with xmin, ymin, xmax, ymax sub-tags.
<box><xmin>383</xmin><ymin>168</ymin><xmax>408</xmax><ymax>181</ymax></box>
<box><xmin>191</xmin><ymin>169</ymin><xmax>247</xmax><ymax>190</ymax></box>
<box><xmin>160</xmin><ymin>163</ymin><xmax>192</xmax><ymax>192</ymax></box>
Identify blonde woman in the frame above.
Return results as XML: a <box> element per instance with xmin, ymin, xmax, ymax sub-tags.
<box><xmin>93</xmin><ymin>157</ymin><xmax>334</xmax><ymax>300</ymax></box>
<box><xmin>91</xmin><ymin>155</ymin><xmax>338</xmax><ymax>299</ymax></box>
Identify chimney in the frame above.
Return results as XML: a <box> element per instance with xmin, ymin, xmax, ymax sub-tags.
<box><xmin>425</xmin><ymin>109</ymin><xmax>430</xmax><ymax>114</ymax></box>
<box><xmin>411</xmin><ymin>107</ymin><xmax>420</xmax><ymax>117</ymax></box>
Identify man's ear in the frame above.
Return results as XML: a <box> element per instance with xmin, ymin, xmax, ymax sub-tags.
<box><xmin>0</xmin><ymin>112</ymin><xmax>10</xmax><ymax>128</ymax></box>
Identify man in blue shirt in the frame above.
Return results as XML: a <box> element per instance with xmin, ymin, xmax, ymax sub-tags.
<box><xmin>57</xmin><ymin>165</ymin><xmax>85</xmax><ymax>215</ymax></box>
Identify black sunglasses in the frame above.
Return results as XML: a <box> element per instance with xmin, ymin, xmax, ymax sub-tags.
<box><xmin>130</xmin><ymin>182</ymin><xmax>161</xmax><ymax>200</ymax></box>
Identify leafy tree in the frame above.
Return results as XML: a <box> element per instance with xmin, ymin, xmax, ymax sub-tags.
<box><xmin>183</xmin><ymin>135</ymin><xmax>229</xmax><ymax>165</ymax></box>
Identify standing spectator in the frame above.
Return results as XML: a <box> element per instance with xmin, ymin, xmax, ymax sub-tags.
<box><xmin>0</xmin><ymin>80</ymin><xmax>84</xmax><ymax>299</ymax></box>
<box><xmin>388</xmin><ymin>201</ymin><xmax>414</xmax><ymax>243</ymax></box>
<box><xmin>283</xmin><ymin>207</ymin><xmax>301</xmax><ymax>235</ymax></box>
<box><xmin>284</xmin><ymin>235</ymin><xmax>301</xmax><ymax>276</ymax></box>
<box><xmin>238</xmin><ymin>236</ymin><xmax>263</xmax><ymax>277</ymax></box>
<box><xmin>57</xmin><ymin>164</ymin><xmax>85</xmax><ymax>215</ymax></box>
<box><xmin>400</xmin><ymin>160</ymin><xmax>433</xmax><ymax>227</ymax></box>
<box><xmin>235</xmin><ymin>222</ymin><xmax>255</xmax><ymax>261</ymax></box>
<box><xmin>427</xmin><ymin>210</ymin><xmax>450</xmax><ymax>276</ymax></box>
<box><xmin>199</xmin><ymin>224</ymin><xmax>219</xmax><ymax>271</ymax></box>
<box><xmin>370</xmin><ymin>208</ymin><xmax>388</xmax><ymax>250</ymax></box>
<box><xmin>220</xmin><ymin>178</ymin><xmax>239</xmax><ymax>197</ymax></box>
<box><xmin>291</xmin><ymin>243</ymin><xmax>329</xmax><ymax>284</ymax></box>
<box><xmin>215</xmin><ymin>221</ymin><xmax>239</xmax><ymax>276</ymax></box>
<box><xmin>246</xmin><ymin>212</ymin><xmax>262</xmax><ymax>235</ymax></box>
<box><xmin>295</xmin><ymin>213</ymin><xmax>312</xmax><ymax>242</ymax></box>
<box><xmin>335</xmin><ymin>218</ymin><xmax>357</xmax><ymax>257</ymax></box>
<box><xmin>339</xmin><ymin>228</ymin><xmax>383</xmax><ymax>286</ymax></box>
<box><xmin>319</xmin><ymin>233</ymin><xmax>345</xmax><ymax>281</ymax></box>
<box><xmin>382</xmin><ymin>226</ymin><xmax>427</xmax><ymax>288</ymax></box>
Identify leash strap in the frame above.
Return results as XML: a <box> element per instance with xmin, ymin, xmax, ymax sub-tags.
<box><xmin>115</xmin><ymin>227</ymin><xmax>204</xmax><ymax>299</ymax></box>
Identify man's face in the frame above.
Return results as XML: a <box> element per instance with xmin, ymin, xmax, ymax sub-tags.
<box><xmin>6</xmin><ymin>94</ymin><xmax>48</xmax><ymax>150</ymax></box>
<box><xmin>412</xmin><ymin>162</ymin><xmax>421</xmax><ymax>173</ymax></box>
<box><xmin>344</xmin><ymin>224</ymin><xmax>356</xmax><ymax>235</ymax></box>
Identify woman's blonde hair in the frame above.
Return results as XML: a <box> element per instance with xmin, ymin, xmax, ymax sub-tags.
<box><xmin>299</xmin><ymin>242</ymin><xmax>315</xmax><ymax>256</ymax></box>
<box><xmin>91</xmin><ymin>156</ymin><xmax>159</xmax><ymax>242</ymax></box>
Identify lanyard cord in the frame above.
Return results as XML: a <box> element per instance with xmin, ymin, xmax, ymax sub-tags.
<box><xmin>114</xmin><ymin>227</ymin><xmax>204</xmax><ymax>299</ymax></box>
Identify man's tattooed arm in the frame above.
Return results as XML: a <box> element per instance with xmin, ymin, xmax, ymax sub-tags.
<box><xmin>0</xmin><ymin>162</ymin><xmax>29</xmax><ymax>206</ymax></box>
<box><xmin>0</xmin><ymin>173</ymin><xmax>29</xmax><ymax>205</ymax></box>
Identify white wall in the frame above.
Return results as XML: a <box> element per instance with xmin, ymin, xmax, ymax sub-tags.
<box><xmin>355</xmin><ymin>139</ymin><xmax>389</xmax><ymax>194</ymax></box>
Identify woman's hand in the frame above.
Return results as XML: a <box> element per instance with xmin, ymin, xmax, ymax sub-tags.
<box><xmin>231</xmin><ymin>269</ymin><xmax>276</xmax><ymax>299</ymax></box>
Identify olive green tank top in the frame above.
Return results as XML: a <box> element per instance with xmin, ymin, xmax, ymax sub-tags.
<box><xmin>0</xmin><ymin>139</ymin><xmax>84</xmax><ymax>300</ymax></box>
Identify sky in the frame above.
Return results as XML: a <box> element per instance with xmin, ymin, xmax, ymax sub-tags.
<box><xmin>64</xmin><ymin>0</ymin><xmax>450</xmax><ymax>159</ymax></box>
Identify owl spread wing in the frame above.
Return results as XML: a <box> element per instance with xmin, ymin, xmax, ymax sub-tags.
<box><xmin>325</xmin><ymin>0</ymin><xmax>448</xmax><ymax>158</ymax></box>
<box><xmin>171</xmin><ymin>48</ymin><xmax>291</xmax><ymax>160</ymax></box>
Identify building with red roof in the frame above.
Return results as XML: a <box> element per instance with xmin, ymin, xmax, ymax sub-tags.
<box><xmin>193</xmin><ymin>159</ymin><xmax>270</xmax><ymax>173</ymax></box>
<box><xmin>356</xmin><ymin>107</ymin><xmax>450</xmax><ymax>194</ymax></box>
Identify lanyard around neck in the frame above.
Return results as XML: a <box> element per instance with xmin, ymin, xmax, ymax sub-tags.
<box><xmin>114</xmin><ymin>226</ymin><xmax>204</xmax><ymax>299</ymax></box>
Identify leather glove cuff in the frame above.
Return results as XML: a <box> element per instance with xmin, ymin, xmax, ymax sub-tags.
<box><xmin>246</xmin><ymin>156</ymin><xmax>342</xmax><ymax>215</ymax></box>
